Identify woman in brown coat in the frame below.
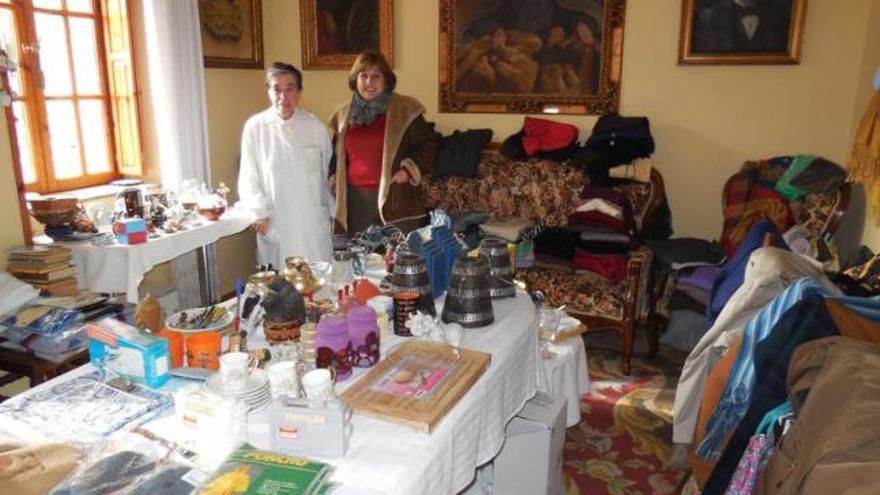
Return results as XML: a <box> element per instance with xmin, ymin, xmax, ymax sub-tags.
<box><xmin>329</xmin><ymin>51</ymin><xmax>439</xmax><ymax>234</ymax></box>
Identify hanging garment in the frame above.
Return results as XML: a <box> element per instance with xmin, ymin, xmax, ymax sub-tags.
<box><xmin>697</xmin><ymin>279</ymin><xmax>832</xmax><ymax>458</ymax></box>
<box><xmin>705</xmin><ymin>297</ymin><xmax>880</xmax><ymax>493</ymax></box>
<box><xmin>757</xmin><ymin>337</ymin><xmax>880</xmax><ymax>495</ymax></box>
<box><xmin>238</xmin><ymin>107</ymin><xmax>334</xmax><ymax>266</ymax></box>
<box><xmin>672</xmin><ymin>248</ymin><xmax>837</xmax><ymax>445</ymax></box>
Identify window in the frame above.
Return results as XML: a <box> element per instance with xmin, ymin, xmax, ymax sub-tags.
<box><xmin>1</xmin><ymin>0</ymin><xmax>142</xmax><ymax>194</ymax></box>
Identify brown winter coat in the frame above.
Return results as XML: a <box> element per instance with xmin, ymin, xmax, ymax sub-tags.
<box><xmin>329</xmin><ymin>93</ymin><xmax>439</xmax><ymax>232</ymax></box>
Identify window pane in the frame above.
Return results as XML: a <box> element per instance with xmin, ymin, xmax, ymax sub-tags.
<box><xmin>35</xmin><ymin>13</ymin><xmax>73</xmax><ymax>96</ymax></box>
<box><xmin>45</xmin><ymin>99</ymin><xmax>82</xmax><ymax>179</ymax></box>
<box><xmin>11</xmin><ymin>102</ymin><xmax>36</xmax><ymax>184</ymax></box>
<box><xmin>66</xmin><ymin>0</ymin><xmax>93</xmax><ymax>14</ymax></box>
<box><xmin>78</xmin><ymin>99</ymin><xmax>110</xmax><ymax>174</ymax></box>
<box><xmin>69</xmin><ymin>17</ymin><xmax>99</xmax><ymax>94</ymax></box>
<box><xmin>0</xmin><ymin>8</ymin><xmax>23</xmax><ymax>95</ymax></box>
<box><xmin>33</xmin><ymin>0</ymin><xmax>62</xmax><ymax>10</ymax></box>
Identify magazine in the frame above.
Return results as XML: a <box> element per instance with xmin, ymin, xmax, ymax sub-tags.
<box><xmin>195</xmin><ymin>443</ymin><xmax>333</xmax><ymax>495</ymax></box>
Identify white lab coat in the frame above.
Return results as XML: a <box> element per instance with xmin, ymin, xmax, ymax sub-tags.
<box><xmin>237</xmin><ymin>107</ymin><xmax>334</xmax><ymax>268</ymax></box>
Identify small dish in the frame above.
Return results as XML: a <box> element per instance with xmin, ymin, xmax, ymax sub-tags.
<box><xmin>164</xmin><ymin>305</ymin><xmax>233</xmax><ymax>333</ymax></box>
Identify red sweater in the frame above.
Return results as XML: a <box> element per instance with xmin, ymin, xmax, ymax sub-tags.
<box><xmin>345</xmin><ymin>114</ymin><xmax>387</xmax><ymax>189</ymax></box>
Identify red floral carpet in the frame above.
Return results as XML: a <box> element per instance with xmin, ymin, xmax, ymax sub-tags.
<box><xmin>562</xmin><ymin>347</ymin><xmax>689</xmax><ymax>495</ymax></box>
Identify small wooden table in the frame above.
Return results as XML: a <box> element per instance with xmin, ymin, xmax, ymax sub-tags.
<box><xmin>0</xmin><ymin>347</ymin><xmax>90</xmax><ymax>396</ymax></box>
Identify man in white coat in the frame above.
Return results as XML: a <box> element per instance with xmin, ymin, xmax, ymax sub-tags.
<box><xmin>237</xmin><ymin>62</ymin><xmax>334</xmax><ymax>268</ymax></box>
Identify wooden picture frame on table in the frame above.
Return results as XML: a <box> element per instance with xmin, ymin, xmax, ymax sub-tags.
<box><xmin>300</xmin><ymin>0</ymin><xmax>394</xmax><ymax>70</ymax></box>
<box><xmin>679</xmin><ymin>0</ymin><xmax>807</xmax><ymax>65</ymax></box>
<box><xmin>198</xmin><ymin>0</ymin><xmax>264</xmax><ymax>69</ymax></box>
<box><xmin>438</xmin><ymin>0</ymin><xmax>626</xmax><ymax>115</ymax></box>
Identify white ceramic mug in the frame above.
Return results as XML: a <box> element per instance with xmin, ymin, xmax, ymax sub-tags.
<box><xmin>301</xmin><ymin>368</ymin><xmax>334</xmax><ymax>402</ymax></box>
<box><xmin>219</xmin><ymin>352</ymin><xmax>250</xmax><ymax>391</ymax></box>
<box><xmin>267</xmin><ymin>361</ymin><xmax>299</xmax><ymax>399</ymax></box>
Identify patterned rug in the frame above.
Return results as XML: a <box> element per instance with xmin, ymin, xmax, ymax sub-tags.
<box><xmin>562</xmin><ymin>344</ymin><xmax>689</xmax><ymax>495</ymax></box>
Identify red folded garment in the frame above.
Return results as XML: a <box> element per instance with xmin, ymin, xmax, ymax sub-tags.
<box><xmin>572</xmin><ymin>250</ymin><xmax>628</xmax><ymax>284</ymax></box>
<box><xmin>521</xmin><ymin>117</ymin><xmax>579</xmax><ymax>156</ymax></box>
<box><xmin>568</xmin><ymin>210</ymin><xmax>630</xmax><ymax>233</ymax></box>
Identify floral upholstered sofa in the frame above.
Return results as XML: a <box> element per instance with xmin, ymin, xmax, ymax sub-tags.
<box><xmin>422</xmin><ymin>152</ymin><xmax>666</xmax><ymax>374</ymax></box>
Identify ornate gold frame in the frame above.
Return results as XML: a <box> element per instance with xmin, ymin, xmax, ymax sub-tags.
<box><xmin>438</xmin><ymin>0</ymin><xmax>626</xmax><ymax>115</ymax></box>
<box><xmin>200</xmin><ymin>0</ymin><xmax>264</xmax><ymax>69</ymax></box>
<box><xmin>678</xmin><ymin>0</ymin><xmax>807</xmax><ymax>65</ymax></box>
<box><xmin>300</xmin><ymin>0</ymin><xmax>394</xmax><ymax>70</ymax></box>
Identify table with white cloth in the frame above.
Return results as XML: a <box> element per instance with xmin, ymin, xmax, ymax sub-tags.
<box><xmin>0</xmin><ymin>291</ymin><xmax>544</xmax><ymax>495</ymax></box>
<box><xmin>35</xmin><ymin>208</ymin><xmax>255</xmax><ymax>303</ymax></box>
<box><xmin>538</xmin><ymin>336</ymin><xmax>590</xmax><ymax>427</ymax></box>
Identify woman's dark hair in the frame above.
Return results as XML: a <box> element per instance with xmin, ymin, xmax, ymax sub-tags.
<box><xmin>266</xmin><ymin>62</ymin><xmax>303</xmax><ymax>90</ymax></box>
<box><xmin>347</xmin><ymin>51</ymin><xmax>396</xmax><ymax>93</ymax></box>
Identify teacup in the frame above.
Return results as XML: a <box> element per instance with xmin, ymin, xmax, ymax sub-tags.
<box><xmin>267</xmin><ymin>361</ymin><xmax>299</xmax><ymax>399</ymax></box>
<box><xmin>301</xmin><ymin>368</ymin><xmax>334</xmax><ymax>402</ymax></box>
<box><xmin>219</xmin><ymin>352</ymin><xmax>251</xmax><ymax>391</ymax></box>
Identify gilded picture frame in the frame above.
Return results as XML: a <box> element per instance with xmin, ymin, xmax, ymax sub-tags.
<box><xmin>300</xmin><ymin>0</ymin><xmax>394</xmax><ymax>70</ymax></box>
<box><xmin>679</xmin><ymin>0</ymin><xmax>807</xmax><ymax>65</ymax></box>
<box><xmin>198</xmin><ymin>0</ymin><xmax>264</xmax><ymax>69</ymax></box>
<box><xmin>439</xmin><ymin>0</ymin><xmax>626</xmax><ymax>115</ymax></box>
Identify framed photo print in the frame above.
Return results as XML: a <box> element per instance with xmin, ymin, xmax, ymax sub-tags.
<box><xmin>679</xmin><ymin>0</ymin><xmax>807</xmax><ymax>65</ymax></box>
<box><xmin>439</xmin><ymin>0</ymin><xmax>626</xmax><ymax>115</ymax></box>
<box><xmin>300</xmin><ymin>0</ymin><xmax>394</xmax><ymax>70</ymax></box>
<box><xmin>198</xmin><ymin>0</ymin><xmax>264</xmax><ymax>69</ymax></box>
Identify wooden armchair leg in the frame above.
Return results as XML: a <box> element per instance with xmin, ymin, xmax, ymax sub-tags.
<box><xmin>621</xmin><ymin>325</ymin><xmax>634</xmax><ymax>375</ymax></box>
<box><xmin>647</xmin><ymin>320</ymin><xmax>660</xmax><ymax>360</ymax></box>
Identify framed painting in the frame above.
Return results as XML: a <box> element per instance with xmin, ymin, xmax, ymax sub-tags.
<box><xmin>439</xmin><ymin>0</ymin><xmax>626</xmax><ymax>115</ymax></box>
<box><xmin>300</xmin><ymin>0</ymin><xmax>394</xmax><ymax>70</ymax></box>
<box><xmin>198</xmin><ymin>0</ymin><xmax>264</xmax><ymax>69</ymax></box>
<box><xmin>679</xmin><ymin>0</ymin><xmax>807</xmax><ymax>65</ymax></box>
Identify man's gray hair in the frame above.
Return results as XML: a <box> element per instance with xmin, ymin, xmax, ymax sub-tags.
<box><xmin>266</xmin><ymin>62</ymin><xmax>302</xmax><ymax>90</ymax></box>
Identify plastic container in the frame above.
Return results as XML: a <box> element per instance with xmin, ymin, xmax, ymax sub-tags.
<box><xmin>315</xmin><ymin>315</ymin><xmax>352</xmax><ymax>381</ymax></box>
<box><xmin>156</xmin><ymin>329</ymin><xmax>184</xmax><ymax>368</ymax></box>
<box><xmin>347</xmin><ymin>306</ymin><xmax>379</xmax><ymax>367</ymax></box>
<box><xmin>185</xmin><ymin>332</ymin><xmax>222</xmax><ymax>370</ymax></box>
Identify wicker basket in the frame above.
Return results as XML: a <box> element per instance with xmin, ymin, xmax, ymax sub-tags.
<box><xmin>30</xmin><ymin>197</ymin><xmax>80</xmax><ymax>227</ymax></box>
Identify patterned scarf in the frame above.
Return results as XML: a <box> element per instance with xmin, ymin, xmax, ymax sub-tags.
<box><xmin>349</xmin><ymin>91</ymin><xmax>390</xmax><ymax>127</ymax></box>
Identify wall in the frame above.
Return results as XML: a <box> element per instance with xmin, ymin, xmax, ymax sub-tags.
<box><xmin>264</xmin><ymin>0</ymin><xmax>876</xmax><ymax>241</ymax></box>
<box><xmin>203</xmin><ymin>69</ymin><xmax>265</xmax><ymax>294</ymax></box>
<box><xmin>0</xmin><ymin>111</ymin><xmax>24</xmax><ymax>265</ymax></box>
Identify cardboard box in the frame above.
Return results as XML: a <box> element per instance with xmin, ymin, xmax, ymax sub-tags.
<box><xmin>493</xmin><ymin>392</ymin><xmax>567</xmax><ymax>495</ymax></box>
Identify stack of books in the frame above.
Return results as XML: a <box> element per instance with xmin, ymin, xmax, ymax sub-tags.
<box><xmin>6</xmin><ymin>245</ymin><xmax>77</xmax><ymax>296</ymax></box>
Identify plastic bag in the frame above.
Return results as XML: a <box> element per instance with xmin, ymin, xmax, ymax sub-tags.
<box><xmin>50</xmin><ymin>430</ymin><xmax>195</xmax><ymax>495</ymax></box>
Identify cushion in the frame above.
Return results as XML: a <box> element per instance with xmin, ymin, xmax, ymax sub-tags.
<box><xmin>433</xmin><ymin>129</ymin><xmax>493</xmax><ymax>178</ymax></box>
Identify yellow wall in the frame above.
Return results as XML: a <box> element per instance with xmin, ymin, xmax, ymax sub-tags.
<box><xmin>0</xmin><ymin>111</ymin><xmax>24</xmax><ymax>265</ymax></box>
<box><xmin>203</xmin><ymin>69</ymin><xmax>264</xmax><ymax>294</ymax></box>
<box><xmin>264</xmin><ymin>0</ymin><xmax>877</xmax><ymax>241</ymax></box>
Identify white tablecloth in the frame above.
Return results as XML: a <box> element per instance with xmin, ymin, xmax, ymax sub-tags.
<box><xmin>1</xmin><ymin>291</ymin><xmax>538</xmax><ymax>495</ymax></box>
<box><xmin>36</xmin><ymin>208</ymin><xmax>254</xmax><ymax>303</ymax></box>
<box><xmin>538</xmin><ymin>336</ymin><xmax>590</xmax><ymax>427</ymax></box>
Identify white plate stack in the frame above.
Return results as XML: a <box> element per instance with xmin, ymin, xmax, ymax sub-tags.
<box><xmin>203</xmin><ymin>368</ymin><xmax>272</xmax><ymax>413</ymax></box>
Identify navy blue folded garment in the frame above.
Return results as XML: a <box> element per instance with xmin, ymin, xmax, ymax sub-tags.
<box><xmin>435</xmin><ymin>129</ymin><xmax>493</xmax><ymax>178</ymax></box>
<box><xmin>586</xmin><ymin>115</ymin><xmax>654</xmax><ymax>152</ymax></box>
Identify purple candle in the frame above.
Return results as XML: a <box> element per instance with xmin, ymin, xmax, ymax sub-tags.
<box><xmin>347</xmin><ymin>306</ymin><xmax>379</xmax><ymax>368</ymax></box>
<box><xmin>315</xmin><ymin>315</ymin><xmax>352</xmax><ymax>381</ymax></box>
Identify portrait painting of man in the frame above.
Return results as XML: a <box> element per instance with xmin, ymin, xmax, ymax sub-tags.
<box><xmin>679</xmin><ymin>0</ymin><xmax>806</xmax><ymax>64</ymax></box>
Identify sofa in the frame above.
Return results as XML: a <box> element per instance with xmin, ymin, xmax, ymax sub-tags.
<box><xmin>423</xmin><ymin>150</ymin><xmax>667</xmax><ymax>374</ymax></box>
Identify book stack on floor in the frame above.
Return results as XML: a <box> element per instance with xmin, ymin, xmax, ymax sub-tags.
<box><xmin>6</xmin><ymin>245</ymin><xmax>77</xmax><ymax>296</ymax></box>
